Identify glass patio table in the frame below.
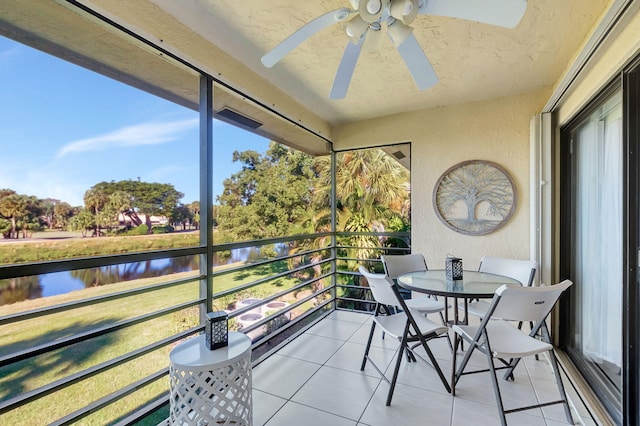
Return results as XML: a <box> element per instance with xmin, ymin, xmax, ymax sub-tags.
<box><xmin>397</xmin><ymin>269</ymin><xmax>521</xmax><ymax>325</ymax></box>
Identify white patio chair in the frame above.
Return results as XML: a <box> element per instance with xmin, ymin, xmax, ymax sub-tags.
<box><xmin>451</xmin><ymin>280</ymin><xmax>574</xmax><ymax>426</ymax></box>
<box><xmin>359</xmin><ymin>266</ymin><xmax>451</xmax><ymax>405</ymax></box>
<box><xmin>381</xmin><ymin>254</ymin><xmax>448</xmax><ymax>318</ymax></box>
<box><xmin>465</xmin><ymin>256</ymin><xmax>537</xmax><ymax>320</ymax></box>
<box><xmin>382</xmin><ymin>254</ymin><xmax>452</xmax><ymax>353</ymax></box>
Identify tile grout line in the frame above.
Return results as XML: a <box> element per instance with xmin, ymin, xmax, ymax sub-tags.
<box><xmin>262</xmin><ymin>317</ymin><xmax>367</xmax><ymax>425</ymax></box>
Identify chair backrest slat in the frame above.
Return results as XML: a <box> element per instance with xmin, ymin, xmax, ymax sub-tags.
<box><xmin>478</xmin><ymin>255</ymin><xmax>537</xmax><ymax>287</ymax></box>
<box><xmin>381</xmin><ymin>254</ymin><xmax>427</xmax><ymax>279</ymax></box>
<box><xmin>491</xmin><ymin>280</ymin><xmax>573</xmax><ymax>323</ymax></box>
<box><xmin>359</xmin><ymin>266</ymin><xmax>402</xmax><ymax>307</ymax></box>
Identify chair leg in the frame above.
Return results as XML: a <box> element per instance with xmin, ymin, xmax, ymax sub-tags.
<box><xmin>406</xmin><ymin>347</ymin><xmax>416</xmax><ymax>362</ymax></box>
<box><xmin>386</xmin><ymin>329</ymin><xmax>409</xmax><ymax>406</ymax></box>
<box><xmin>438</xmin><ymin>311</ymin><xmax>454</xmax><ymax>352</ymax></box>
<box><xmin>502</xmin><ymin>358</ymin><xmax>518</xmax><ymax>381</ymax></box>
<box><xmin>361</xmin><ymin>321</ymin><xmax>376</xmax><ymax>371</ymax></box>
<box><xmin>484</xmin><ymin>337</ymin><xmax>508</xmax><ymax>426</ymax></box>
<box><xmin>415</xmin><ymin>331</ymin><xmax>451</xmax><ymax>393</ymax></box>
<box><xmin>438</xmin><ymin>311</ymin><xmax>448</xmax><ymax>327</ymax></box>
<box><xmin>451</xmin><ymin>333</ymin><xmax>460</xmax><ymax>396</ymax></box>
<box><xmin>445</xmin><ymin>332</ymin><xmax>454</xmax><ymax>353</ymax></box>
<box><xmin>548</xmin><ymin>349</ymin><xmax>574</xmax><ymax>425</ymax></box>
<box><xmin>453</xmin><ymin>335</ymin><xmax>477</xmax><ymax>389</ymax></box>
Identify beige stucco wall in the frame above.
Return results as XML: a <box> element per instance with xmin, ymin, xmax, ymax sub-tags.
<box><xmin>333</xmin><ymin>89</ymin><xmax>550</xmax><ymax>268</ymax></box>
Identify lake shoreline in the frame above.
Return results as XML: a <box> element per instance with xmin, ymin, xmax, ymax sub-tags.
<box><xmin>0</xmin><ymin>229</ymin><xmax>199</xmax><ymax>243</ymax></box>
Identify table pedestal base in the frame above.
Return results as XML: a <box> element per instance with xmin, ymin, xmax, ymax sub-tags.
<box><xmin>169</xmin><ymin>333</ymin><xmax>252</xmax><ymax>425</ymax></box>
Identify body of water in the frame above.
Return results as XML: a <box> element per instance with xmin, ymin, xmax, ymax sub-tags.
<box><xmin>0</xmin><ymin>243</ymin><xmax>290</xmax><ymax>306</ymax></box>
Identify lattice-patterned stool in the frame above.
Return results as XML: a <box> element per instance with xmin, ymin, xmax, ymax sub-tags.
<box><xmin>169</xmin><ymin>332</ymin><xmax>252</xmax><ymax>425</ymax></box>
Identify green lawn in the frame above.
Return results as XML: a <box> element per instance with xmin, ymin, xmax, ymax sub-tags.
<box><xmin>0</xmin><ymin>232</ymin><xmax>200</xmax><ymax>265</ymax></box>
<box><xmin>0</xmin><ymin>272</ymin><xmax>201</xmax><ymax>425</ymax></box>
<box><xmin>0</xmin><ymin>234</ymin><xmax>326</xmax><ymax>424</ymax></box>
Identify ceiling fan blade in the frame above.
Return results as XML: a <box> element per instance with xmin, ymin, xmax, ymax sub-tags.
<box><xmin>261</xmin><ymin>8</ymin><xmax>353</xmax><ymax>68</ymax></box>
<box><xmin>418</xmin><ymin>0</ymin><xmax>527</xmax><ymax>28</ymax></box>
<box><xmin>395</xmin><ymin>32</ymin><xmax>438</xmax><ymax>90</ymax></box>
<box><xmin>329</xmin><ymin>37</ymin><xmax>364</xmax><ymax>99</ymax></box>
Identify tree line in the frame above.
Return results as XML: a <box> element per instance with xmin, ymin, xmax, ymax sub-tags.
<box><xmin>214</xmin><ymin>143</ymin><xmax>410</xmax><ymax>277</ymax></box>
<box><xmin>215</xmin><ymin>143</ymin><xmax>410</xmax><ymax>241</ymax></box>
<box><xmin>0</xmin><ymin>142</ymin><xmax>409</xmax><ymax>244</ymax></box>
<box><xmin>0</xmin><ymin>181</ymin><xmax>199</xmax><ymax>239</ymax></box>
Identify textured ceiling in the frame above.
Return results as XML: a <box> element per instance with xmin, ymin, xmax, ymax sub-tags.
<box><xmin>0</xmin><ymin>0</ymin><xmax>612</xmax><ymax>134</ymax></box>
<box><xmin>150</xmin><ymin>0</ymin><xmax>611</xmax><ymax>125</ymax></box>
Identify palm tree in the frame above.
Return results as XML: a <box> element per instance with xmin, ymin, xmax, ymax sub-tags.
<box><xmin>69</xmin><ymin>209</ymin><xmax>95</xmax><ymax>237</ymax></box>
<box><xmin>108</xmin><ymin>190</ymin><xmax>134</xmax><ymax>230</ymax></box>
<box><xmin>83</xmin><ymin>188</ymin><xmax>108</xmax><ymax>236</ymax></box>
<box><xmin>190</xmin><ymin>201</ymin><xmax>201</xmax><ymax>229</ymax></box>
<box><xmin>0</xmin><ymin>194</ymin><xmax>28</xmax><ymax>239</ymax></box>
<box><xmin>314</xmin><ymin>148</ymin><xmax>410</xmax><ymax>267</ymax></box>
<box><xmin>53</xmin><ymin>202</ymin><xmax>74</xmax><ymax>230</ymax></box>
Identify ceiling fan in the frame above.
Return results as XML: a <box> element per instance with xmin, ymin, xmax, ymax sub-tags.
<box><xmin>261</xmin><ymin>0</ymin><xmax>527</xmax><ymax>99</ymax></box>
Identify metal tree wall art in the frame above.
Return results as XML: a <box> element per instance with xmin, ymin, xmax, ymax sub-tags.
<box><xmin>433</xmin><ymin>160</ymin><xmax>516</xmax><ymax>235</ymax></box>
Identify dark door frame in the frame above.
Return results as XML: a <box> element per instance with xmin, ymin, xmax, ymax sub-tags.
<box><xmin>623</xmin><ymin>54</ymin><xmax>640</xmax><ymax>426</ymax></box>
<box><xmin>559</xmin><ymin>54</ymin><xmax>640</xmax><ymax>425</ymax></box>
<box><xmin>559</xmin><ymin>81</ymin><xmax>623</xmax><ymax>424</ymax></box>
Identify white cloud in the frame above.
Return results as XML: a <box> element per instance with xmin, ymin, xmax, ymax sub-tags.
<box><xmin>0</xmin><ymin>45</ymin><xmax>21</xmax><ymax>61</ymax></box>
<box><xmin>56</xmin><ymin>118</ymin><xmax>198</xmax><ymax>158</ymax></box>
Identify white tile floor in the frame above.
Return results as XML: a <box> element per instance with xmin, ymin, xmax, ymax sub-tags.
<box><xmin>252</xmin><ymin>310</ymin><xmax>599</xmax><ymax>426</ymax></box>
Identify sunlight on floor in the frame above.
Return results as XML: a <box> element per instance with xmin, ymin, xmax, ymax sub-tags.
<box><xmin>252</xmin><ymin>310</ymin><xmax>597</xmax><ymax>426</ymax></box>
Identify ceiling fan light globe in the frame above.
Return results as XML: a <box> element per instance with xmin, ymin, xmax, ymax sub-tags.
<box><xmin>346</xmin><ymin>15</ymin><xmax>370</xmax><ymax>39</ymax></box>
<box><xmin>359</xmin><ymin>0</ymin><xmax>388</xmax><ymax>22</ymax></box>
<box><xmin>387</xmin><ymin>20</ymin><xmax>413</xmax><ymax>46</ymax></box>
<box><xmin>367</xmin><ymin>0</ymin><xmax>382</xmax><ymax>14</ymax></box>
<box><xmin>390</xmin><ymin>0</ymin><xmax>418</xmax><ymax>24</ymax></box>
<box><xmin>403</xmin><ymin>1</ymin><xmax>414</xmax><ymax>15</ymax></box>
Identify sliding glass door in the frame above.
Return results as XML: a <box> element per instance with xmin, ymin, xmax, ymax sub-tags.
<box><xmin>561</xmin><ymin>89</ymin><xmax>623</xmax><ymax>420</ymax></box>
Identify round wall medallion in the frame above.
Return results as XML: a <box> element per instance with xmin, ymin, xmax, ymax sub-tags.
<box><xmin>433</xmin><ymin>160</ymin><xmax>516</xmax><ymax>235</ymax></box>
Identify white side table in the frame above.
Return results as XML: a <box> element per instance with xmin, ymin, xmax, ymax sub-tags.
<box><xmin>169</xmin><ymin>332</ymin><xmax>252</xmax><ymax>425</ymax></box>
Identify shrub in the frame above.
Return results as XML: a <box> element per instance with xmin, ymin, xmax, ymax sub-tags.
<box><xmin>128</xmin><ymin>224</ymin><xmax>148</xmax><ymax>235</ymax></box>
<box><xmin>152</xmin><ymin>225</ymin><xmax>174</xmax><ymax>234</ymax></box>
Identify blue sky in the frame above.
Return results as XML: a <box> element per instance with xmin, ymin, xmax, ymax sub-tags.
<box><xmin>0</xmin><ymin>36</ymin><xmax>270</xmax><ymax>206</ymax></box>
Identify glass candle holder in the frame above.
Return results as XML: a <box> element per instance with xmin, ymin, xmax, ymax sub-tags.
<box><xmin>205</xmin><ymin>310</ymin><xmax>229</xmax><ymax>350</ymax></box>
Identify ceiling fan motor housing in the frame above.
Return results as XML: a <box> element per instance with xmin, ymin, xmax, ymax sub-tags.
<box><xmin>261</xmin><ymin>0</ymin><xmax>528</xmax><ymax>98</ymax></box>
